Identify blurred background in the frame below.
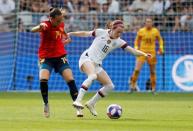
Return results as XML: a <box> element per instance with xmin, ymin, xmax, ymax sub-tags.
<box><xmin>0</xmin><ymin>0</ymin><xmax>193</xmax><ymax>92</ymax></box>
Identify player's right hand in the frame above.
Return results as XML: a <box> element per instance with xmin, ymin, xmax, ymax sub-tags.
<box><xmin>67</xmin><ymin>33</ymin><xmax>71</xmax><ymax>36</ymax></box>
<box><xmin>39</xmin><ymin>23</ymin><xmax>48</xmax><ymax>31</ymax></box>
<box><xmin>146</xmin><ymin>53</ymin><xmax>152</xmax><ymax>59</ymax></box>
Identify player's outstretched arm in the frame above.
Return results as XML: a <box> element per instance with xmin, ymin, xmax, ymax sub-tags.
<box><xmin>63</xmin><ymin>37</ymin><xmax>71</xmax><ymax>44</ymax></box>
<box><xmin>31</xmin><ymin>25</ymin><xmax>41</xmax><ymax>32</ymax></box>
<box><xmin>31</xmin><ymin>23</ymin><xmax>48</xmax><ymax>32</ymax></box>
<box><xmin>68</xmin><ymin>31</ymin><xmax>92</xmax><ymax>37</ymax></box>
<box><xmin>124</xmin><ymin>45</ymin><xmax>151</xmax><ymax>58</ymax></box>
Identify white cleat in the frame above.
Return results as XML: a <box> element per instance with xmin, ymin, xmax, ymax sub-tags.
<box><xmin>85</xmin><ymin>102</ymin><xmax>98</xmax><ymax>116</ymax></box>
<box><xmin>73</xmin><ymin>101</ymin><xmax>84</xmax><ymax>109</ymax></box>
<box><xmin>44</xmin><ymin>104</ymin><xmax>50</xmax><ymax>118</ymax></box>
<box><xmin>76</xmin><ymin>108</ymin><xmax>84</xmax><ymax>117</ymax></box>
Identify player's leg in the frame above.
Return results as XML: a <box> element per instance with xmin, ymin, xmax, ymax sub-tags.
<box><xmin>58</xmin><ymin>56</ymin><xmax>78</xmax><ymax>102</ymax></box>
<box><xmin>149</xmin><ymin>64</ymin><xmax>156</xmax><ymax>92</ymax></box>
<box><xmin>61</xmin><ymin>69</ymin><xmax>78</xmax><ymax>101</ymax></box>
<box><xmin>130</xmin><ymin>58</ymin><xmax>145</xmax><ymax>91</ymax></box>
<box><xmin>39</xmin><ymin>69</ymin><xmax>50</xmax><ymax>105</ymax></box>
<box><xmin>39</xmin><ymin>59</ymin><xmax>52</xmax><ymax>118</ymax></box>
<box><xmin>60</xmin><ymin>68</ymin><xmax>83</xmax><ymax>117</ymax></box>
<box><xmin>57</xmin><ymin>56</ymin><xmax>82</xmax><ymax>117</ymax></box>
<box><xmin>86</xmin><ymin>69</ymin><xmax>114</xmax><ymax>116</ymax></box>
<box><xmin>73</xmin><ymin>61</ymin><xmax>97</xmax><ymax>108</ymax></box>
<box><xmin>147</xmin><ymin>55</ymin><xmax>157</xmax><ymax>94</ymax></box>
<box><xmin>57</xmin><ymin>55</ymin><xmax>79</xmax><ymax>101</ymax></box>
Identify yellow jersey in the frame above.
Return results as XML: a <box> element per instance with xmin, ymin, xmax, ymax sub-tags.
<box><xmin>134</xmin><ymin>27</ymin><xmax>164</xmax><ymax>54</ymax></box>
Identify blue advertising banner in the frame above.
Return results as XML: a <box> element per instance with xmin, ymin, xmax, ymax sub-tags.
<box><xmin>0</xmin><ymin>32</ymin><xmax>193</xmax><ymax>92</ymax></box>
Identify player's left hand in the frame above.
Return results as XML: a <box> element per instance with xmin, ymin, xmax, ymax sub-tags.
<box><xmin>63</xmin><ymin>37</ymin><xmax>71</xmax><ymax>44</ymax></box>
<box><xmin>157</xmin><ymin>48</ymin><xmax>164</xmax><ymax>55</ymax></box>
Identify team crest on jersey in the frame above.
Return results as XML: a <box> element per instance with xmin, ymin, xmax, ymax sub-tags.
<box><xmin>107</xmin><ymin>39</ymin><xmax>111</xmax><ymax>44</ymax></box>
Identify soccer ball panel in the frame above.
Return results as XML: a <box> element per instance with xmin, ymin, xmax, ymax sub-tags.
<box><xmin>107</xmin><ymin>104</ymin><xmax>122</xmax><ymax>119</ymax></box>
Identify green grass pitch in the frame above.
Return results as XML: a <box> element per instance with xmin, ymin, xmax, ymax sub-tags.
<box><xmin>0</xmin><ymin>92</ymin><xmax>193</xmax><ymax>131</ymax></box>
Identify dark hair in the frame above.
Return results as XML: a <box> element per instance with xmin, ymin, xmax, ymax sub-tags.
<box><xmin>49</xmin><ymin>7</ymin><xmax>62</xmax><ymax>18</ymax></box>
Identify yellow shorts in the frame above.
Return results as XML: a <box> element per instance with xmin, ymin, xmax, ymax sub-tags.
<box><xmin>137</xmin><ymin>53</ymin><xmax>156</xmax><ymax>65</ymax></box>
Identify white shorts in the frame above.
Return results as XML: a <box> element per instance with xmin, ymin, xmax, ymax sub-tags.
<box><xmin>79</xmin><ymin>51</ymin><xmax>103</xmax><ymax>74</ymax></box>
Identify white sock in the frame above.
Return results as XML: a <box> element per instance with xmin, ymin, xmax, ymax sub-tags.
<box><xmin>76</xmin><ymin>88</ymin><xmax>87</xmax><ymax>103</ymax></box>
<box><xmin>88</xmin><ymin>92</ymin><xmax>102</xmax><ymax>106</ymax></box>
<box><xmin>88</xmin><ymin>84</ymin><xmax>114</xmax><ymax>105</ymax></box>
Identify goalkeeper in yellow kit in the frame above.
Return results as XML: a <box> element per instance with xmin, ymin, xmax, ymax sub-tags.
<box><xmin>130</xmin><ymin>18</ymin><xmax>164</xmax><ymax>93</ymax></box>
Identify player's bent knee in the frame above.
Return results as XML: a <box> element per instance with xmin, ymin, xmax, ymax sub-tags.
<box><xmin>105</xmin><ymin>83</ymin><xmax>115</xmax><ymax>90</ymax></box>
<box><xmin>82</xmin><ymin>74</ymin><xmax>97</xmax><ymax>88</ymax></box>
<box><xmin>98</xmin><ymin>83</ymin><xmax>115</xmax><ymax>97</ymax></box>
<box><xmin>88</xmin><ymin>74</ymin><xmax>97</xmax><ymax>81</ymax></box>
<box><xmin>64</xmin><ymin>77</ymin><xmax>74</xmax><ymax>82</ymax></box>
<box><xmin>150</xmin><ymin>71</ymin><xmax>156</xmax><ymax>75</ymax></box>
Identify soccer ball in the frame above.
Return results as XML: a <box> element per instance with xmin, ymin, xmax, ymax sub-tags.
<box><xmin>107</xmin><ymin>104</ymin><xmax>122</xmax><ymax>119</ymax></box>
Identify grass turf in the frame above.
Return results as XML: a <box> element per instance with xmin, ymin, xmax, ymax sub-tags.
<box><xmin>0</xmin><ymin>92</ymin><xmax>193</xmax><ymax>131</ymax></box>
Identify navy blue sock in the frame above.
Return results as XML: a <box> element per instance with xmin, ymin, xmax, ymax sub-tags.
<box><xmin>67</xmin><ymin>80</ymin><xmax>78</xmax><ymax>101</ymax></box>
<box><xmin>40</xmin><ymin>79</ymin><xmax>48</xmax><ymax>105</ymax></box>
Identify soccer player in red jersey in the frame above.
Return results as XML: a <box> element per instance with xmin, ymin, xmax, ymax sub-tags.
<box><xmin>31</xmin><ymin>8</ymin><xmax>82</xmax><ymax>118</ymax></box>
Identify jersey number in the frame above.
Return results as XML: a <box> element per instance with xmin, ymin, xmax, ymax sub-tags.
<box><xmin>145</xmin><ymin>38</ymin><xmax>152</xmax><ymax>43</ymax></box>
<box><xmin>102</xmin><ymin>45</ymin><xmax>109</xmax><ymax>53</ymax></box>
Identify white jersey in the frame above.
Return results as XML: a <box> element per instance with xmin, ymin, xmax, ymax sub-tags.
<box><xmin>85</xmin><ymin>29</ymin><xmax>127</xmax><ymax>64</ymax></box>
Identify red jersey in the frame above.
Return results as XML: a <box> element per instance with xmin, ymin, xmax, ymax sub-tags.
<box><xmin>38</xmin><ymin>21</ymin><xmax>67</xmax><ymax>58</ymax></box>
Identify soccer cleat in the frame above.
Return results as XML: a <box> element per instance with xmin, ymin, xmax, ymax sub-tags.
<box><xmin>151</xmin><ymin>89</ymin><xmax>157</xmax><ymax>95</ymax></box>
<box><xmin>76</xmin><ymin>108</ymin><xmax>84</xmax><ymax>117</ymax></box>
<box><xmin>128</xmin><ymin>78</ymin><xmax>139</xmax><ymax>93</ymax></box>
<box><xmin>44</xmin><ymin>104</ymin><xmax>50</xmax><ymax>118</ymax></box>
<box><xmin>130</xmin><ymin>88</ymin><xmax>137</xmax><ymax>93</ymax></box>
<box><xmin>73</xmin><ymin>101</ymin><xmax>84</xmax><ymax>109</ymax></box>
<box><xmin>85</xmin><ymin>102</ymin><xmax>98</xmax><ymax>116</ymax></box>
<box><xmin>129</xmin><ymin>82</ymin><xmax>137</xmax><ymax>93</ymax></box>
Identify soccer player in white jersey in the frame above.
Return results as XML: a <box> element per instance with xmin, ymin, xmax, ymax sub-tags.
<box><xmin>68</xmin><ymin>20</ymin><xmax>151</xmax><ymax>116</ymax></box>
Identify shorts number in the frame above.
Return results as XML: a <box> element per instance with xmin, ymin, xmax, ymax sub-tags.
<box><xmin>61</xmin><ymin>57</ymin><xmax>67</xmax><ymax>63</ymax></box>
<box><xmin>39</xmin><ymin>58</ymin><xmax>45</xmax><ymax>64</ymax></box>
<box><xmin>102</xmin><ymin>45</ymin><xmax>109</xmax><ymax>53</ymax></box>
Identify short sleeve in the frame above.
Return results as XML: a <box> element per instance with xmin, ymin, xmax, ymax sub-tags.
<box><xmin>117</xmin><ymin>38</ymin><xmax>128</xmax><ymax>49</ymax></box>
<box><xmin>92</xmin><ymin>28</ymin><xmax>105</xmax><ymax>37</ymax></box>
